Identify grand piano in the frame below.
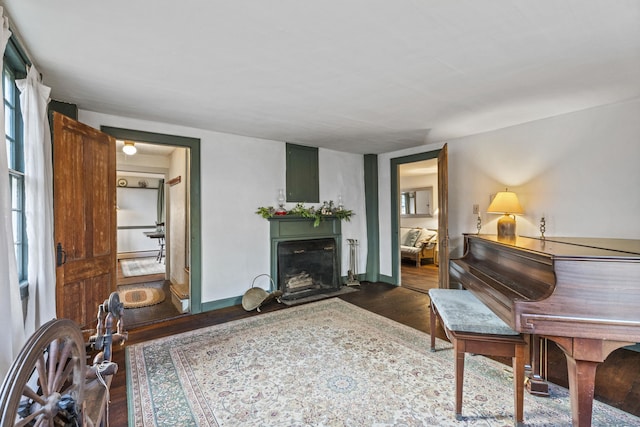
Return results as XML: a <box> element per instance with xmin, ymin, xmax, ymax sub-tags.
<box><xmin>449</xmin><ymin>234</ymin><xmax>640</xmax><ymax>427</ymax></box>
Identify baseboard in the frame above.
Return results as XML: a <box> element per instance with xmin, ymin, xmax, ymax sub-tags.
<box><xmin>378</xmin><ymin>274</ymin><xmax>396</xmax><ymax>285</ymax></box>
<box><xmin>200</xmin><ymin>295</ymin><xmax>243</xmax><ymax>312</ymax></box>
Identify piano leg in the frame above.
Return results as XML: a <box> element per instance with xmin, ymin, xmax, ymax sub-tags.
<box><xmin>525</xmin><ymin>335</ymin><xmax>550</xmax><ymax>396</ymax></box>
<box><xmin>565</xmin><ymin>356</ymin><xmax>599</xmax><ymax>427</ymax></box>
<box><xmin>512</xmin><ymin>342</ymin><xmax>526</xmax><ymax>425</ymax></box>
<box><xmin>546</xmin><ymin>337</ymin><xmax>633</xmax><ymax>427</ymax></box>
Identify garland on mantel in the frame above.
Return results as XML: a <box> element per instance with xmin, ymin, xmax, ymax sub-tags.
<box><xmin>256</xmin><ymin>202</ymin><xmax>354</xmax><ymax>227</ymax></box>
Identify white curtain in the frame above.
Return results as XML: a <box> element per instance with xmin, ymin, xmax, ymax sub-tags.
<box><xmin>0</xmin><ymin>7</ymin><xmax>26</xmax><ymax>384</ymax></box>
<box><xmin>17</xmin><ymin>65</ymin><xmax>56</xmax><ymax>337</ymax></box>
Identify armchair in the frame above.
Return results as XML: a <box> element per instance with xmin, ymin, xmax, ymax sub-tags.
<box><xmin>400</xmin><ymin>227</ymin><xmax>437</xmax><ymax>266</ymax></box>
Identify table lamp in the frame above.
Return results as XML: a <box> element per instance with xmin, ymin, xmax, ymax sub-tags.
<box><xmin>487</xmin><ymin>190</ymin><xmax>524</xmax><ymax>239</ymax></box>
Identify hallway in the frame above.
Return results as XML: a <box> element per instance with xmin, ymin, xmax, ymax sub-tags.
<box><xmin>116</xmin><ymin>259</ymin><xmax>184</xmax><ymax>329</ymax></box>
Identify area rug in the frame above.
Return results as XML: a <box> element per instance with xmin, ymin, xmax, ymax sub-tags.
<box><xmin>126</xmin><ymin>298</ymin><xmax>639</xmax><ymax>426</ymax></box>
<box><xmin>119</xmin><ymin>286</ymin><xmax>165</xmax><ymax>309</ymax></box>
<box><xmin>120</xmin><ymin>257</ymin><xmax>165</xmax><ymax>277</ymax></box>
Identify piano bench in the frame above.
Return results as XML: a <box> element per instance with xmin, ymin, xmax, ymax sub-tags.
<box><xmin>428</xmin><ymin>289</ymin><xmax>527</xmax><ymax>426</ymax></box>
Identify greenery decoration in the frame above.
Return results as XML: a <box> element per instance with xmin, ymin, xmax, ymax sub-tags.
<box><xmin>256</xmin><ymin>201</ymin><xmax>354</xmax><ymax>227</ymax></box>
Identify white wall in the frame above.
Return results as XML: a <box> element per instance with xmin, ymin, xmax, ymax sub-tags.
<box><xmin>117</xmin><ymin>152</ymin><xmax>170</xmax><ymax>173</ymax></box>
<box><xmin>319</xmin><ymin>149</ymin><xmax>368</xmax><ymax>278</ymax></box>
<box><xmin>379</xmin><ymin>98</ymin><xmax>640</xmax><ymax>277</ymax></box>
<box><xmin>116</xmin><ymin>154</ymin><xmax>169</xmax><ymax>254</ymax></box>
<box><xmin>168</xmin><ymin>147</ymin><xmax>188</xmax><ymax>287</ymax></box>
<box><xmin>116</xmin><ymin>186</ymin><xmax>159</xmax><ymax>253</ymax></box>
<box><xmin>81</xmin><ymin>98</ymin><xmax>640</xmax><ymax>289</ymax></box>
<box><xmin>78</xmin><ymin>110</ymin><xmax>367</xmax><ymax>304</ymax></box>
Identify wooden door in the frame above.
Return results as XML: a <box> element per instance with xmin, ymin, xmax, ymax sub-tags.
<box><xmin>53</xmin><ymin>112</ymin><xmax>116</xmax><ymax>328</ymax></box>
<box><xmin>437</xmin><ymin>143</ymin><xmax>449</xmax><ymax>288</ymax></box>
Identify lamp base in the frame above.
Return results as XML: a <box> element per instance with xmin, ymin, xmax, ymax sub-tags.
<box><xmin>497</xmin><ymin>214</ymin><xmax>516</xmax><ymax>240</ymax></box>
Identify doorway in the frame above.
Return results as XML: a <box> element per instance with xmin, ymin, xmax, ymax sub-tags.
<box><xmin>398</xmin><ymin>159</ymin><xmax>439</xmax><ymax>294</ymax></box>
<box><xmin>389</xmin><ymin>147</ymin><xmax>448</xmax><ymax>288</ymax></box>
<box><xmin>101</xmin><ymin>125</ymin><xmax>202</xmax><ymax>329</ymax></box>
<box><xmin>115</xmin><ymin>141</ymin><xmax>191</xmax><ymax>326</ymax></box>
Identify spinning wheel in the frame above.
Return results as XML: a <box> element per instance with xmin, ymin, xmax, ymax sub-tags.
<box><xmin>0</xmin><ymin>292</ymin><xmax>127</xmax><ymax>427</ymax></box>
<box><xmin>0</xmin><ymin>318</ymin><xmax>86</xmax><ymax>427</ymax></box>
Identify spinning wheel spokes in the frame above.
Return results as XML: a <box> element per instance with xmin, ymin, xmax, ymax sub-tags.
<box><xmin>0</xmin><ymin>319</ymin><xmax>86</xmax><ymax>427</ymax></box>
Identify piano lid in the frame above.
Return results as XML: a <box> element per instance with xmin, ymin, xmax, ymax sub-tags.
<box><xmin>526</xmin><ymin>236</ymin><xmax>640</xmax><ymax>256</ymax></box>
<box><xmin>469</xmin><ymin>235</ymin><xmax>640</xmax><ymax>260</ymax></box>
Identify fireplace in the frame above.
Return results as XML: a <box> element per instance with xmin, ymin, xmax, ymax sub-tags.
<box><xmin>269</xmin><ymin>216</ymin><xmax>341</xmax><ymax>300</ymax></box>
<box><xmin>278</xmin><ymin>238</ymin><xmax>339</xmax><ymax>300</ymax></box>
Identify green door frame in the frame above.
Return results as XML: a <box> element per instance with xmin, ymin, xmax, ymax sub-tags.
<box><xmin>363</xmin><ymin>154</ymin><xmax>380</xmax><ymax>282</ymax></box>
<box><xmin>101</xmin><ymin>126</ymin><xmax>203</xmax><ymax>314</ymax></box>
<box><xmin>390</xmin><ymin>149</ymin><xmax>440</xmax><ymax>285</ymax></box>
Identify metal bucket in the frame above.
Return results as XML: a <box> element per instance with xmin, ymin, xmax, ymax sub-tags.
<box><xmin>241</xmin><ymin>274</ymin><xmax>281</xmax><ymax>312</ymax></box>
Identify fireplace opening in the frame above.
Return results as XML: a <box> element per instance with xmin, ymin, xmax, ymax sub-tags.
<box><xmin>277</xmin><ymin>238</ymin><xmax>339</xmax><ymax>300</ymax></box>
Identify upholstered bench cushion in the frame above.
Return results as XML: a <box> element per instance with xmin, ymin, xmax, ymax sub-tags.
<box><xmin>428</xmin><ymin>289</ymin><xmax>519</xmax><ymax>335</ymax></box>
<box><xmin>400</xmin><ymin>245</ymin><xmax>421</xmax><ymax>254</ymax></box>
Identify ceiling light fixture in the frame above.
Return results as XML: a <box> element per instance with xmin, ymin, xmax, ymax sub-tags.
<box><xmin>123</xmin><ymin>141</ymin><xmax>137</xmax><ymax>155</ymax></box>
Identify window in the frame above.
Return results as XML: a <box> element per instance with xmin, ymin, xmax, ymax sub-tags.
<box><xmin>3</xmin><ymin>38</ymin><xmax>27</xmax><ymax>282</ymax></box>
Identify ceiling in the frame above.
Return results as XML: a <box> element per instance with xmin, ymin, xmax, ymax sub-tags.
<box><xmin>399</xmin><ymin>159</ymin><xmax>437</xmax><ymax>177</ymax></box>
<box><xmin>3</xmin><ymin>1</ymin><xmax>640</xmax><ymax>154</ymax></box>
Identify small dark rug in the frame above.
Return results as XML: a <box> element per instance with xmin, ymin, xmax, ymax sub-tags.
<box><xmin>119</xmin><ymin>286</ymin><xmax>166</xmax><ymax>309</ymax></box>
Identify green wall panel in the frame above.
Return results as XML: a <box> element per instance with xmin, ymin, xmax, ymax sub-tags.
<box><xmin>286</xmin><ymin>143</ymin><xmax>319</xmax><ymax>202</ymax></box>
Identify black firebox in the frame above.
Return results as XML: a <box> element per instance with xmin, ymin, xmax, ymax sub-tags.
<box><xmin>277</xmin><ymin>238</ymin><xmax>339</xmax><ymax>300</ymax></box>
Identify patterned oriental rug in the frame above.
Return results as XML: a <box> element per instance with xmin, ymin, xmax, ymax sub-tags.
<box><xmin>126</xmin><ymin>299</ymin><xmax>639</xmax><ymax>426</ymax></box>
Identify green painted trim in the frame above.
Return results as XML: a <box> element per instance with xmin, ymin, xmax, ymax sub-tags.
<box><xmin>101</xmin><ymin>126</ymin><xmax>200</xmax><ymax>147</ymax></box>
<box><xmin>286</xmin><ymin>143</ymin><xmax>319</xmax><ymax>203</ymax></box>
<box><xmin>100</xmin><ymin>126</ymin><xmax>203</xmax><ymax>314</ymax></box>
<box><xmin>48</xmin><ymin>100</ymin><xmax>78</xmax><ymax>121</ymax></box>
<box><xmin>201</xmin><ymin>295</ymin><xmax>243</xmax><ymax>312</ymax></box>
<box><xmin>378</xmin><ymin>274</ymin><xmax>396</xmax><ymax>285</ymax></box>
<box><xmin>363</xmin><ymin>154</ymin><xmax>380</xmax><ymax>282</ymax></box>
<box><xmin>5</xmin><ymin>36</ymin><xmax>30</xmax><ymax>79</ymax></box>
<box><xmin>389</xmin><ymin>150</ymin><xmax>440</xmax><ymax>284</ymax></box>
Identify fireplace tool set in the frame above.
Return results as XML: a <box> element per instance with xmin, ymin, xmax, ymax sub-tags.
<box><xmin>346</xmin><ymin>238</ymin><xmax>360</xmax><ymax>286</ymax></box>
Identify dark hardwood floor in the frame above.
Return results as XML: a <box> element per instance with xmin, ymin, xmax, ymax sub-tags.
<box><xmin>106</xmin><ymin>280</ymin><xmax>640</xmax><ymax>426</ymax></box>
<box><xmin>116</xmin><ymin>259</ymin><xmax>185</xmax><ymax>329</ymax></box>
<box><xmin>401</xmin><ymin>260</ymin><xmax>439</xmax><ymax>294</ymax></box>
